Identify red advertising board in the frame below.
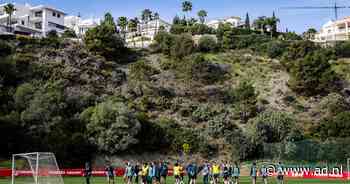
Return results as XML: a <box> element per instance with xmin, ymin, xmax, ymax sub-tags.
<box><xmin>0</xmin><ymin>168</ymin><xmax>349</xmax><ymax>179</ymax></box>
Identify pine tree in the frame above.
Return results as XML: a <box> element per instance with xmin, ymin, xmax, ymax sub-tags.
<box><xmin>272</xmin><ymin>11</ymin><xmax>277</xmax><ymax>34</ymax></box>
<box><xmin>245</xmin><ymin>12</ymin><xmax>250</xmax><ymax>30</ymax></box>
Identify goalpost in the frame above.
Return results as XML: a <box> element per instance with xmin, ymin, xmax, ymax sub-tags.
<box><xmin>12</xmin><ymin>152</ymin><xmax>64</xmax><ymax>184</ymax></box>
<box><xmin>348</xmin><ymin>158</ymin><xmax>350</xmax><ymax>180</ymax></box>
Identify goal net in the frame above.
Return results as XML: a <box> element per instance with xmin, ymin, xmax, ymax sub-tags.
<box><xmin>12</xmin><ymin>152</ymin><xmax>64</xmax><ymax>184</ymax></box>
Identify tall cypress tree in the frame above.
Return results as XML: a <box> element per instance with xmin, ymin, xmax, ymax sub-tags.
<box><xmin>245</xmin><ymin>12</ymin><xmax>250</xmax><ymax>30</ymax></box>
<box><xmin>272</xmin><ymin>11</ymin><xmax>277</xmax><ymax>33</ymax></box>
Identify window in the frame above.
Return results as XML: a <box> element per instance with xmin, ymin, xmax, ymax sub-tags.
<box><xmin>53</xmin><ymin>12</ymin><xmax>56</xmax><ymax>17</ymax></box>
<box><xmin>57</xmin><ymin>14</ymin><xmax>61</xmax><ymax>18</ymax></box>
<box><xmin>35</xmin><ymin>22</ymin><xmax>42</xmax><ymax>29</ymax></box>
<box><xmin>35</xmin><ymin>11</ymin><xmax>42</xmax><ymax>17</ymax></box>
<box><xmin>21</xmin><ymin>20</ymin><xmax>25</xmax><ymax>25</ymax></box>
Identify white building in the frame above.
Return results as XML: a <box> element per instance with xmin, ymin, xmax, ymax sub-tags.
<box><xmin>314</xmin><ymin>17</ymin><xmax>350</xmax><ymax>42</ymax></box>
<box><xmin>138</xmin><ymin>18</ymin><xmax>171</xmax><ymax>40</ymax></box>
<box><xmin>206</xmin><ymin>16</ymin><xmax>242</xmax><ymax>29</ymax></box>
<box><xmin>126</xmin><ymin>18</ymin><xmax>171</xmax><ymax>47</ymax></box>
<box><xmin>0</xmin><ymin>3</ymin><xmax>66</xmax><ymax>36</ymax></box>
<box><xmin>64</xmin><ymin>15</ymin><xmax>100</xmax><ymax>36</ymax></box>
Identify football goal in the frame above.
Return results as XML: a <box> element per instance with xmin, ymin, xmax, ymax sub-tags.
<box><xmin>11</xmin><ymin>152</ymin><xmax>64</xmax><ymax>184</ymax></box>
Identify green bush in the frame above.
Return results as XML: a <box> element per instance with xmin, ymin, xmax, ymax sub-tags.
<box><xmin>231</xmin><ymin>80</ymin><xmax>258</xmax><ymax>123</ymax></box>
<box><xmin>190</xmin><ymin>24</ymin><xmax>216</xmax><ymax>35</ymax></box>
<box><xmin>40</xmin><ymin>30</ymin><xmax>61</xmax><ymax>48</ymax></box>
<box><xmin>170</xmin><ymin>24</ymin><xmax>186</xmax><ymax>35</ymax></box>
<box><xmin>282</xmin><ymin>40</ymin><xmax>319</xmax><ymax>62</ymax></box>
<box><xmin>154</xmin><ymin>31</ymin><xmax>175</xmax><ymax>56</ymax></box>
<box><xmin>334</xmin><ymin>41</ymin><xmax>350</xmax><ymax>58</ymax></box>
<box><xmin>288</xmin><ymin>50</ymin><xmax>340</xmax><ymax>96</ymax></box>
<box><xmin>317</xmin><ymin>112</ymin><xmax>350</xmax><ymax>139</ymax></box>
<box><xmin>128</xmin><ymin>60</ymin><xmax>159</xmax><ymax>81</ymax></box>
<box><xmin>133</xmin><ymin>112</ymin><xmax>170</xmax><ymax>151</ymax></box>
<box><xmin>0</xmin><ymin>40</ymin><xmax>13</xmax><ymax>57</ymax></box>
<box><xmin>258</xmin><ymin>40</ymin><xmax>289</xmax><ymax>58</ymax></box>
<box><xmin>81</xmin><ymin>98</ymin><xmax>141</xmax><ymax>154</ymax></box>
<box><xmin>84</xmin><ymin>15</ymin><xmax>126</xmax><ymax>62</ymax></box>
<box><xmin>207</xmin><ymin>113</ymin><xmax>238</xmax><ymax>138</ymax></box>
<box><xmin>198</xmin><ymin>35</ymin><xmax>217</xmax><ymax>52</ymax></box>
<box><xmin>249</xmin><ymin>111</ymin><xmax>296</xmax><ymax>143</ymax></box>
<box><xmin>221</xmin><ymin>33</ymin><xmax>270</xmax><ymax>50</ymax></box>
<box><xmin>318</xmin><ymin>93</ymin><xmax>349</xmax><ymax>116</ymax></box>
<box><xmin>62</xmin><ymin>29</ymin><xmax>77</xmax><ymax>38</ymax></box>
<box><xmin>190</xmin><ymin>55</ymin><xmax>229</xmax><ymax>84</ymax></box>
<box><xmin>192</xmin><ymin>103</ymin><xmax>217</xmax><ymax>122</ymax></box>
<box><xmin>14</xmin><ymin>83</ymin><xmax>35</xmax><ymax>110</ymax></box>
<box><xmin>171</xmin><ymin>33</ymin><xmax>195</xmax><ymax>59</ymax></box>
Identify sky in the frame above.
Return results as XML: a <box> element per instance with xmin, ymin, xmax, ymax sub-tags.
<box><xmin>3</xmin><ymin>0</ymin><xmax>350</xmax><ymax>33</ymax></box>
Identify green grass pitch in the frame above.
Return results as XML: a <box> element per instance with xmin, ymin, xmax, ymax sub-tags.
<box><xmin>0</xmin><ymin>176</ymin><xmax>348</xmax><ymax>184</ymax></box>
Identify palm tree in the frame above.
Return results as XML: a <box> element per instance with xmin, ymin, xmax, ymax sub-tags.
<box><xmin>117</xmin><ymin>16</ymin><xmax>128</xmax><ymax>42</ymax></box>
<box><xmin>4</xmin><ymin>3</ymin><xmax>16</xmax><ymax>32</ymax></box>
<box><xmin>182</xmin><ymin>1</ymin><xmax>192</xmax><ymax>21</ymax></box>
<box><xmin>253</xmin><ymin>16</ymin><xmax>267</xmax><ymax>34</ymax></box>
<box><xmin>128</xmin><ymin>18</ymin><xmax>138</xmax><ymax>47</ymax></box>
<box><xmin>141</xmin><ymin>9</ymin><xmax>153</xmax><ymax>47</ymax></box>
<box><xmin>265</xmin><ymin>15</ymin><xmax>280</xmax><ymax>39</ymax></box>
<box><xmin>197</xmin><ymin>10</ymin><xmax>207</xmax><ymax>24</ymax></box>
<box><xmin>265</xmin><ymin>17</ymin><xmax>275</xmax><ymax>39</ymax></box>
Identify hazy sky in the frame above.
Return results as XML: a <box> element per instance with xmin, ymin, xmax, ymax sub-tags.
<box><xmin>4</xmin><ymin>0</ymin><xmax>350</xmax><ymax>33</ymax></box>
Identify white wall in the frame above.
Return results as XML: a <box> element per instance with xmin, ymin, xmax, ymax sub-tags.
<box><xmin>42</xmin><ymin>8</ymin><xmax>65</xmax><ymax>34</ymax></box>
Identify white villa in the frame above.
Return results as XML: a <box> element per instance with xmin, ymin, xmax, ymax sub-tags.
<box><xmin>0</xmin><ymin>3</ymin><xmax>66</xmax><ymax>36</ymax></box>
<box><xmin>126</xmin><ymin>18</ymin><xmax>171</xmax><ymax>47</ymax></box>
<box><xmin>313</xmin><ymin>17</ymin><xmax>350</xmax><ymax>42</ymax></box>
<box><xmin>64</xmin><ymin>15</ymin><xmax>100</xmax><ymax>37</ymax></box>
<box><xmin>138</xmin><ymin>18</ymin><xmax>171</xmax><ymax>40</ymax></box>
<box><xmin>206</xmin><ymin>16</ymin><xmax>242</xmax><ymax>29</ymax></box>
<box><xmin>126</xmin><ymin>18</ymin><xmax>171</xmax><ymax>40</ymax></box>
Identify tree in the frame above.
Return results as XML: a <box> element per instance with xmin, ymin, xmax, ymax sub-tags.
<box><xmin>197</xmin><ymin>10</ymin><xmax>208</xmax><ymax>24</ymax></box>
<box><xmin>62</xmin><ymin>29</ymin><xmax>77</xmax><ymax>38</ymax></box>
<box><xmin>253</xmin><ymin>16</ymin><xmax>267</xmax><ymax>34</ymax></box>
<box><xmin>265</xmin><ymin>17</ymin><xmax>275</xmax><ymax>39</ymax></box>
<box><xmin>102</xmin><ymin>12</ymin><xmax>117</xmax><ymax>32</ymax></box>
<box><xmin>117</xmin><ymin>16</ymin><xmax>128</xmax><ymax>41</ymax></box>
<box><xmin>271</xmin><ymin>11</ymin><xmax>279</xmax><ymax>35</ymax></box>
<box><xmin>231</xmin><ymin>80</ymin><xmax>258</xmax><ymax>123</ymax></box>
<box><xmin>198</xmin><ymin>35</ymin><xmax>217</xmax><ymax>52</ymax></box>
<box><xmin>4</xmin><ymin>3</ymin><xmax>16</xmax><ymax>31</ymax></box>
<box><xmin>249</xmin><ymin>111</ymin><xmax>296</xmax><ymax>143</ymax></box>
<box><xmin>81</xmin><ymin>98</ymin><xmax>141</xmax><ymax>154</ymax></box>
<box><xmin>188</xmin><ymin>17</ymin><xmax>197</xmax><ymax>26</ymax></box>
<box><xmin>302</xmin><ymin>28</ymin><xmax>317</xmax><ymax>40</ymax></box>
<box><xmin>172</xmin><ymin>15</ymin><xmax>181</xmax><ymax>25</ymax></box>
<box><xmin>245</xmin><ymin>12</ymin><xmax>250</xmax><ymax>30</ymax></box>
<box><xmin>171</xmin><ymin>33</ymin><xmax>195</xmax><ymax>59</ymax></box>
<box><xmin>317</xmin><ymin>112</ymin><xmax>350</xmax><ymax>139</ymax></box>
<box><xmin>128</xmin><ymin>18</ymin><xmax>138</xmax><ymax>47</ymax></box>
<box><xmin>84</xmin><ymin>13</ymin><xmax>126</xmax><ymax>62</ymax></box>
<box><xmin>266</xmin><ymin>12</ymin><xmax>280</xmax><ymax>37</ymax></box>
<box><xmin>288</xmin><ymin>50</ymin><xmax>340</xmax><ymax>96</ymax></box>
<box><xmin>182</xmin><ymin>1</ymin><xmax>193</xmax><ymax>22</ymax></box>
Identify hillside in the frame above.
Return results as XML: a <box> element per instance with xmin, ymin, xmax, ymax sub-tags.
<box><xmin>1</xmin><ymin>20</ymin><xmax>350</xmax><ymax>167</ymax></box>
